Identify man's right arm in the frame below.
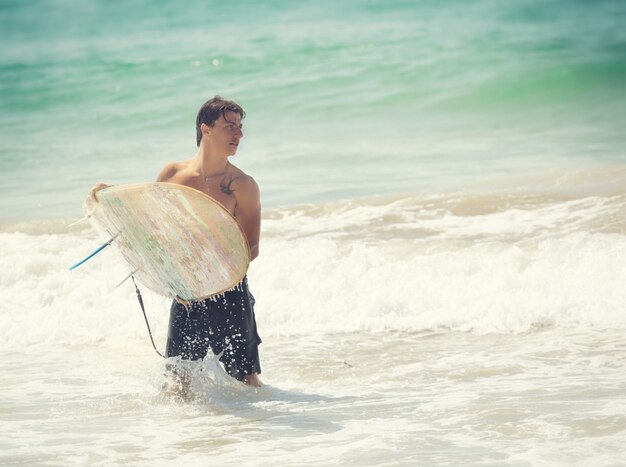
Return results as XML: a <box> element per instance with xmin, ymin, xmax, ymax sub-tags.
<box><xmin>89</xmin><ymin>182</ymin><xmax>110</xmax><ymax>202</ymax></box>
<box><xmin>157</xmin><ymin>161</ymin><xmax>192</xmax><ymax>306</ymax></box>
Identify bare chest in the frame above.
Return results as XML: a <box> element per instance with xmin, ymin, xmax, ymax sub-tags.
<box><xmin>176</xmin><ymin>177</ymin><xmax>237</xmax><ymax>215</ymax></box>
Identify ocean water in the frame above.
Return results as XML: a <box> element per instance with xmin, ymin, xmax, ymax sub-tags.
<box><xmin>1</xmin><ymin>0</ymin><xmax>626</xmax><ymax>465</ymax></box>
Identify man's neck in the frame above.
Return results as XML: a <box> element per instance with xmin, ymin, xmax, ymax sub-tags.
<box><xmin>194</xmin><ymin>146</ymin><xmax>229</xmax><ymax>177</ymax></box>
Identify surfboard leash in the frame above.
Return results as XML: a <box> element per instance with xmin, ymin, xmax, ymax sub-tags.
<box><xmin>131</xmin><ymin>276</ymin><xmax>166</xmax><ymax>359</ymax></box>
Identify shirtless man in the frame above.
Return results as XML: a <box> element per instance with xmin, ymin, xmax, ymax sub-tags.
<box><xmin>91</xmin><ymin>96</ymin><xmax>262</xmax><ymax>390</ymax></box>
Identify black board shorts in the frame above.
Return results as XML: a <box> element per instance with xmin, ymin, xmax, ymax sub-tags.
<box><xmin>165</xmin><ymin>277</ymin><xmax>262</xmax><ymax>381</ymax></box>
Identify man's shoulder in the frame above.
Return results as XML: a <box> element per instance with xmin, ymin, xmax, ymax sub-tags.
<box><xmin>157</xmin><ymin>160</ymin><xmax>191</xmax><ymax>182</ymax></box>
<box><xmin>228</xmin><ymin>165</ymin><xmax>259</xmax><ymax>197</ymax></box>
<box><xmin>228</xmin><ymin>165</ymin><xmax>256</xmax><ymax>185</ymax></box>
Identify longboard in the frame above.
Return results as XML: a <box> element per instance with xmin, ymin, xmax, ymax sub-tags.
<box><xmin>82</xmin><ymin>182</ymin><xmax>250</xmax><ymax>300</ymax></box>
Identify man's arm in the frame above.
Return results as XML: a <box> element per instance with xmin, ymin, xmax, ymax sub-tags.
<box><xmin>234</xmin><ymin>176</ymin><xmax>261</xmax><ymax>261</ymax></box>
<box><xmin>89</xmin><ymin>182</ymin><xmax>111</xmax><ymax>202</ymax></box>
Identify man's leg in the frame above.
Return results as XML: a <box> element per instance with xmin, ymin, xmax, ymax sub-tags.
<box><xmin>243</xmin><ymin>374</ymin><xmax>262</xmax><ymax>387</ymax></box>
<box><xmin>163</xmin><ymin>364</ymin><xmax>192</xmax><ymax>401</ymax></box>
<box><xmin>208</xmin><ymin>280</ymin><xmax>263</xmax><ymax>384</ymax></box>
<box><xmin>164</xmin><ymin>300</ymin><xmax>211</xmax><ymax>400</ymax></box>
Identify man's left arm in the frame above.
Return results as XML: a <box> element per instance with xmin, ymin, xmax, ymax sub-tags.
<box><xmin>234</xmin><ymin>176</ymin><xmax>261</xmax><ymax>261</ymax></box>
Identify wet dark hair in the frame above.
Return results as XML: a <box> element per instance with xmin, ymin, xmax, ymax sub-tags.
<box><xmin>195</xmin><ymin>96</ymin><xmax>246</xmax><ymax>147</ymax></box>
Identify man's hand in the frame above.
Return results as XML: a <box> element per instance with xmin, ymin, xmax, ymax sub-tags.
<box><xmin>89</xmin><ymin>183</ymin><xmax>111</xmax><ymax>202</ymax></box>
<box><xmin>175</xmin><ymin>296</ymin><xmax>191</xmax><ymax>306</ymax></box>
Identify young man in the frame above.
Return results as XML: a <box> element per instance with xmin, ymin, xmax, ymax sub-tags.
<box><xmin>91</xmin><ymin>96</ymin><xmax>262</xmax><ymax>391</ymax></box>
<box><xmin>158</xmin><ymin>96</ymin><xmax>262</xmax><ymax>390</ymax></box>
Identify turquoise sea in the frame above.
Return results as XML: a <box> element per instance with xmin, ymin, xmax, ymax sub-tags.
<box><xmin>1</xmin><ymin>1</ymin><xmax>626</xmax><ymax>465</ymax></box>
<box><xmin>1</xmin><ymin>0</ymin><xmax>624</xmax><ymax>218</ymax></box>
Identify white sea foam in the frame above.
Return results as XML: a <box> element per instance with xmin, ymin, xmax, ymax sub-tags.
<box><xmin>1</xmin><ymin>187</ymin><xmax>624</xmax><ymax>352</ymax></box>
<box><xmin>2</xmin><ymin>184</ymin><xmax>625</xmax><ymax>466</ymax></box>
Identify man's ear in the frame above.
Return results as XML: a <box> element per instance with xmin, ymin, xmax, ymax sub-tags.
<box><xmin>201</xmin><ymin>123</ymin><xmax>212</xmax><ymax>138</ymax></box>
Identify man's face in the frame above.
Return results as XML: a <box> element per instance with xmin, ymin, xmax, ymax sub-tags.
<box><xmin>207</xmin><ymin>110</ymin><xmax>243</xmax><ymax>156</ymax></box>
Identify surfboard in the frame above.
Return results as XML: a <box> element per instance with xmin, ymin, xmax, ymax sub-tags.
<box><xmin>82</xmin><ymin>182</ymin><xmax>250</xmax><ymax>301</ymax></box>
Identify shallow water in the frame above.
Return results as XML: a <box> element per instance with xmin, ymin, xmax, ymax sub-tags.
<box><xmin>2</xmin><ymin>168</ymin><xmax>626</xmax><ymax>464</ymax></box>
<box><xmin>3</xmin><ymin>328</ymin><xmax>625</xmax><ymax>466</ymax></box>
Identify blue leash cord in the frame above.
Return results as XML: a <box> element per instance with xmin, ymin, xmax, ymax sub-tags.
<box><xmin>68</xmin><ymin>233</ymin><xmax>119</xmax><ymax>270</ymax></box>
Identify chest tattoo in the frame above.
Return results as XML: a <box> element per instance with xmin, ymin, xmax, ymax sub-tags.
<box><xmin>219</xmin><ymin>175</ymin><xmax>237</xmax><ymax>195</ymax></box>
